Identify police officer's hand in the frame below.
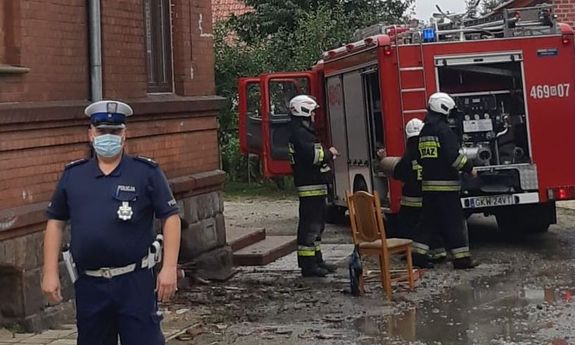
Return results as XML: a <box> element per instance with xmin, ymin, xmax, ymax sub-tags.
<box><xmin>157</xmin><ymin>266</ymin><xmax>178</xmax><ymax>302</ymax></box>
<box><xmin>41</xmin><ymin>273</ymin><xmax>62</xmax><ymax>304</ymax></box>
<box><xmin>470</xmin><ymin>168</ymin><xmax>478</xmax><ymax>178</ymax></box>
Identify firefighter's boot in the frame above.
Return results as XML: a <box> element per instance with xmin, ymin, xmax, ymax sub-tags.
<box><xmin>412</xmin><ymin>253</ymin><xmax>434</xmax><ymax>269</ymax></box>
<box><xmin>300</xmin><ymin>256</ymin><xmax>328</xmax><ymax>277</ymax></box>
<box><xmin>316</xmin><ymin>250</ymin><xmax>337</xmax><ymax>273</ymax></box>
<box><xmin>302</xmin><ymin>266</ymin><xmax>329</xmax><ymax>277</ymax></box>
<box><xmin>429</xmin><ymin>247</ymin><xmax>448</xmax><ymax>263</ymax></box>
<box><xmin>453</xmin><ymin>257</ymin><xmax>479</xmax><ymax>270</ymax></box>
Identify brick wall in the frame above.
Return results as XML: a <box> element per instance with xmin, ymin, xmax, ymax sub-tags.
<box><xmin>187</xmin><ymin>0</ymin><xmax>216</xmax><ymax>96</ymax></box>
<box><xmin>98</xmin><ymin>0</ymin><xmax>216</xmax><ymax>98</ymax></box>
<box><xmin>0</xmin><ymin>0</ymin><xmax>89</xmax><ymax>103</ymax></box>
<box><xmin>0</xmin><ymin>115</ymin><xmax>219</xmax><ymax>211</ymax></box>
<box><xmin>554</xmin><ymin>0</ymin><xmax>575</xmax><ymax>27</ymax></box>
<box><xmin>101</xmin><ymin>0</ymin><xmax>147</xmax><ymax>99</ymax></box>
<box><xmin>0</xmin><ymin>0</ymin><xmax>217</xmax><ymax>102</ymax></box>
<box><xmin>0</xmin><ymin>0</ymin><xmax>226</xmax><ymax>327</ymax></box>
<box><xmin>0</xmin><ymin>0</ymin><xmax>223</xmax><ymax>217</ymax></box>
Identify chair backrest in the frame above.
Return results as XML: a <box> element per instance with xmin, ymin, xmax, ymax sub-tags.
<box><xmin>346</xmin><ymin>191</ymin><xmax>388</xmax><ymax>245</ymax></box>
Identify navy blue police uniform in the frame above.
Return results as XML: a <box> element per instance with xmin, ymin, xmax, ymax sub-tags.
<box><xmin>46</xmin><ymin>101</ymin><xmax>179</xmax><ymax>345</ymax></box>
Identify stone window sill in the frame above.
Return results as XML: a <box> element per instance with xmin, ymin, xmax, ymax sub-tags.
<box><xmin>0</xmin><ymin>64</ymin><xmax>30</xmax><ymax>74</ymax></box>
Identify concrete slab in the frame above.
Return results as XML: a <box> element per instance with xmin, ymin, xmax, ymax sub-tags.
<box><xmin>226</xmin><ymin>227</ymin><xmax>266</xmax><ymax>252</ymax></box>
<box><xmin>233</xmin><ymin>236</ymin><xmax>297</xmax><ymax>266</ymax></box>
<box><xmin>237</xmin><ymin>243</ymin><xmax>355</xmax><ymax>272</ymax></box>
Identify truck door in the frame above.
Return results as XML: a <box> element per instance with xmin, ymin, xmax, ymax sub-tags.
<box><xmin>238</xmin><ymin>78</ymin><xmax>263</xmax><ymax>155</ymax></box>
<box><xmin>238</xmin><ymin>72</ymin><xmax>316</xmax><ymax>177</ymax></box>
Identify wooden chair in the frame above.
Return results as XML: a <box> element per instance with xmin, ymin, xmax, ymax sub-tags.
<box><xmin>346</xmin><ymin>190</ymin><xmax>416</xmax><ymax>300</ymax></box>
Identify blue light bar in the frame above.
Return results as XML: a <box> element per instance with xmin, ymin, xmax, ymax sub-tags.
<box><xmin>423</xmin><ymin>28</ymin><xmax>436</xmax><ymax>42</ymax></box>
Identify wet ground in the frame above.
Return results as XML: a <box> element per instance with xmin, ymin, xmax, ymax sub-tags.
<box><xmin>168</xmin><ymin>199</ymin><xmax>575</xmax><ymax>345</ymax></box>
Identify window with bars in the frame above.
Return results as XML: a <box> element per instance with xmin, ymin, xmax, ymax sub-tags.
<box><xmin>144</xmin><ymin>0</ymin><xmax>173</xmax><ymax>93</ymax></box>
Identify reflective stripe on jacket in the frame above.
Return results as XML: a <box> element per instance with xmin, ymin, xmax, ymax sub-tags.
<box><xmin>297</xmin><ymin>184</ymin><xmax>328</xmax><ymax>198</ymax></box>
<box><xmin>418</xmin><ymin>112</ymin><xmax>473</xmax><ymax>192</ymax></box>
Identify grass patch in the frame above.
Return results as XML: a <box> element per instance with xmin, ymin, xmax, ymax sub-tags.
<box><xmin>224</xmin><ymin>180</ymin><xmax>297</xmax><ymax>200</ymax></box>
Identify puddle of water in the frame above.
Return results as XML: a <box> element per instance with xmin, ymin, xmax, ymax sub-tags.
<box><xmin>354</xmin><ymin>275</ymin><xmax>575</xmax><ymax>345</ymax></box>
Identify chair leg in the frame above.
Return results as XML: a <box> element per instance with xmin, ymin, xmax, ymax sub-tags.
<box><xmin>379</xmin><ymin>254</ymin><xmax>392</xmax><ymax>301</ymax></box>
<box><xmin>377</xmin><ymin>255</ymin><xmax>386</xmax><ymax>297</ymax></box>
<box><xmin>406</xmin><ymin>247</ymin><xmax>415</xmax><ymax>290</ymax></box>
<box><xmin>384</xmin><ymin>255</ymin><xmax>392</xmax><ymax>301</ymax></box>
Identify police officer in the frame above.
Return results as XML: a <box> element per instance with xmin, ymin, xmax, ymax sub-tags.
<box><xmin>378</xmin><ymin>119</ymin><xmax>447</xmax><ymax>263</ymax></box>
<box><xmin>288</xmin><ymin>95</ymin><xmax>338</xmax><ymax>277</ymax></box>
<box><xmin>41</xmin><ymin>100</ymin><xmax>181</xmax><ymax>345</ymax></box>
<box><xmin>414</xmin><ymin>92</ymin><xmax>477</xmax><ymax>269</ymax></box>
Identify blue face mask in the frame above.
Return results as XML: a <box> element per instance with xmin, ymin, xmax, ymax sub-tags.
<box><xmin>93</xmin><ymin>134</ymin><xmax>123</xmax><ymax>157</ymax></box>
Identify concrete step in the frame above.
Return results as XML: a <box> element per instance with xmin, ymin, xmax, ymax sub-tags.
<box><xmin>226</xmin><ymin>227</ymin><xmax>266</xmax><ymax>252</ymax></box>
<box><xmin>233</xmin><ymin>236</ymin><xmax>297</xmax><ymax>266</ymax></box>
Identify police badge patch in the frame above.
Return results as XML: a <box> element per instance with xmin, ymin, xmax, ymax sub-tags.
<box><xmin>117</xmin><ymin>202</ymin><xmax>133</xmax><ymax>221</ymax></box>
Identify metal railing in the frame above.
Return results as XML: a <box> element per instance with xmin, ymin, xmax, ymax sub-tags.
<box><xmin>352</xmin><ymin>4</ymin><xmax>559</xmax><ymax>45</ymax></box>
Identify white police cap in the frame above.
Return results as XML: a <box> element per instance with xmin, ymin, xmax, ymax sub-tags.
<box><xmin>85</xmin><ymin>100</ymin><xmax>133</xmax><ymax>129</ymax></box>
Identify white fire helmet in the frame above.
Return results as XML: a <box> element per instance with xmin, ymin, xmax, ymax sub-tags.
<box><xmin>289</xmin><ymin>95</ymin><xmax>319</xmax><ymax>117</ymax></box>
<box><xmin>405</xmin><ymin>118</ymin><xmax>424</xmax><ymax>139</ymax></box>
<box><xmin>428</xmin><ymin>92</ymin><xmax>456</xmax><ymax>115</ymax></box>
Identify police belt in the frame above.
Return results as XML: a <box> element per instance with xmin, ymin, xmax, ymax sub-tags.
<box><xmin>84</xmin><ymin>235</ymin><xmax>163</xmax><ymax>279</ymax></box>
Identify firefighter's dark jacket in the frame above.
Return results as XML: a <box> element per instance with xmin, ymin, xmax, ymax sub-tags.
<box><xmin>393</xmin><ymin>138</ymin><xmax>423</xmax><ymax>207</ymax></box>
<box><xmin>418</xmin><ymin>111</ymin><xmax>473</xmax><ymax>192</ymax></box>
<box><xmin>288</xmin><ymin>116</ymin><xmax>333</xmax><ymax>197</ymax></box>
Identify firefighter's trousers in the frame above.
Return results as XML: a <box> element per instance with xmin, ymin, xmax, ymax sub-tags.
<box><xmin>297</xmin><ymin>195</ymin><xmax>326</xmax><ymax>269</ymax></box>
<box><xmin>397</xmin><ymin>205</ymin><xmax>421</xmax><ymax>239</ymax></box>
<box><xmin>398</xmin><ymin>205</ymin><xmax>447</xmax><ymax>260</ymax></box>
<box><xmin>412</xmin><ymin>192</ymin><xmax>470</xmax><ymax>261</ymax></box>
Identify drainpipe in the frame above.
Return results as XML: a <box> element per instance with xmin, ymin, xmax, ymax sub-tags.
<box><xmin>88</xmin><ymin>0</ymin><xmax>102</xmax><ymax>101</ymax></box>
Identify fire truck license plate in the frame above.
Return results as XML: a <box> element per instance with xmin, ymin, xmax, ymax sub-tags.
<box><xmin>467</xmin><ymin>195</ymin><xmax>515</xmax><ymax>208</ymax></box>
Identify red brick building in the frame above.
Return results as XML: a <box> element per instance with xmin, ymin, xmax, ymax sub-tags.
<box><xmin>211</xmin><ymin>0</ymin><xmax>251</xmax><ymax>22</ymax></box>
<box><xmin>0</xmin><ymin>0</ymin><xmax>230</xmax><ymax>329</ymax></box>
<box><xmin>553</xmin><ymin>0</ymin><xmax>575</xmax><ymax>26</ymax></box>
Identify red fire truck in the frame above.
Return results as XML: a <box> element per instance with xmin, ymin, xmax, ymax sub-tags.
<box><xmin>238</xmin><ymin>4</ymin><xmax>575</xmax><ymax>233</ymax></box>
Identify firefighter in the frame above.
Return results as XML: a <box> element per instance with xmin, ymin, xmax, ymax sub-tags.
<box><xmin>415</xmin><ymin>92</ymin><xmax>478</xmax><ymax>270</ymax></box>
<box><xmin>288</xmin><ymin>95</ymin><xmax>339</xmax><ymax>277</ymax></box>
<box><xmin>377</xmin><ymin>119</ymin><xmax>447</xmax><ymax>263</ymax></box>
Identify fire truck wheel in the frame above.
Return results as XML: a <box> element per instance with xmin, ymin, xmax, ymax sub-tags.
<box><xmin>495</xmin><ymin>203</ymin><xmax>554</xmax><ymax>234</ymax></box>
<box><xmin>325</xmin><ymin>204</ymin><xmax>348</xmax><ymax>225</ymax></box>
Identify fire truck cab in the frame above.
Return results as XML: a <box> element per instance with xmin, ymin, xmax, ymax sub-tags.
<box><xmin>238</xmin><ymin>4</ymin><xmax>575</xmax><ymax>233</ymax></box>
